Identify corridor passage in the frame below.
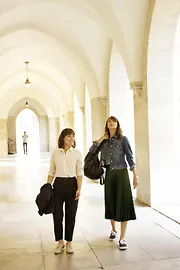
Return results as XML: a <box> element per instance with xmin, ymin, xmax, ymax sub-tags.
<box><xmin>0</xmin><ymin>154</ymin><xmax>180</xmax><ymax>270</ymax></box>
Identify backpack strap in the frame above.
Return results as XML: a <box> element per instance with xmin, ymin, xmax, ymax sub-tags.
<box><xmin>84</xmin><ymin>139</ymin><xmax>107</xmax><ymax>170</ymax></box>
<box><xmin>100</xmin><ymin>174</ymin><xmax>105</xmax><ymax>185</ymax></box>
<box><xmin>94</xmin><ymin>139</ymin><xmax>107</xmax><ymax>156</ymax></box>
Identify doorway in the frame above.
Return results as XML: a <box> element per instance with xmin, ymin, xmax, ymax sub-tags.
<box><xmin>16</xmin><ymin>109</ymin><xmax>40</xmax><ymax>154</ymax></box>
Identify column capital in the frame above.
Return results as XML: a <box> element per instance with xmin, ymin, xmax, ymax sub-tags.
<box><xmin>130</xmin><ymin>81</ymin><xmax>143</xmax><ymax>97</ymax></box>
<box><xmin>100</xmin><ymin>96</ymin><xmax>108</xmax><ymax>107</ymax></box>
<box><xmin>80</xmin><ymin>106</ymin><xmax>84</xmax><ymax>113</ymax></box>
<box><xmin>67</xmin><ymin>111</ymin><xmax>74</xmax><ymax>116</ymax></box>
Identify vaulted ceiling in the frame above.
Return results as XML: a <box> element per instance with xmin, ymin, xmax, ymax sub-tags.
<box><xmin>0</xmin><ymin>0</ymin><xmax>151</xmax><ymax>117</ymax></box>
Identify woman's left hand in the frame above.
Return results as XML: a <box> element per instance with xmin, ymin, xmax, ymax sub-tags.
<box><xmin>133</xmin><ymin>176</ymin><xmax>138</xmax><ymax>189</ymax></box>
<box><xmin>75</xmin><ymin>189</ymin><xmax>81</xmax><ymax>200</ymax></box>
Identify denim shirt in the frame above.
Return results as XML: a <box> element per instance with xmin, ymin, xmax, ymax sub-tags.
<box><xmin>89</xmin><ymin>135</ymin><xmax>135</xmax><ymax>171</ymax></box>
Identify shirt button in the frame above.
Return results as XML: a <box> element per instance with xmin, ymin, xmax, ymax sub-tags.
<box><xmin>111</xmin><ymin>160</ymin><xmax>113</xmax><ymax>163</ymax></box>
<box><xmin>111</xmin><ymin>145</ymin><xmax>112</xmax><ymax>147</ymax></box>
<box><xmin>111</xmin><ymin>153</ymin><xmax>112</xmax><ymax>155</ymax></box>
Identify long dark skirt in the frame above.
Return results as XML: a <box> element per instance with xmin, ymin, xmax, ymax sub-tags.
<box><xmin>104</xmin><ymin>167</ymin><xmax>136</xmax><ymax>222</ymax></box>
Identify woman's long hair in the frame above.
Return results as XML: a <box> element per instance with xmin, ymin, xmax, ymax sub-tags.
<box><xmin>105</xmin><ymin>116</ymin><xmax>123</xmax><ymax>139</ymax></box>
<box><xmin>58</xmin><ymin>128</ymin><xmax>76</xmax><ymax>149</ymax></box>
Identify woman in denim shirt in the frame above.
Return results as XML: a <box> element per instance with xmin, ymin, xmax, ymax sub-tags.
<box><xmin>89</xmin><ymin>116</ymin><xmax>138</xmax><ymax>250</ymax></box>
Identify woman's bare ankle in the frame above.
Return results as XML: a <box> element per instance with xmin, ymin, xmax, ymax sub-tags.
<box><xmin>58</xmin><ymin>240</ymin><xmax>63</xmax><ymax>244</ymax></box>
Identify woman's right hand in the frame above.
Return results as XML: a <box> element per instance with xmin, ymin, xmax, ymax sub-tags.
<box><xmin>96</xmin><ymin>134</ymin><xmax>109</xmax><ymax>143</ymax></box>
<box><xmin>102</xmin><ymin>134</ymin><xmax>109</xmax><ymax>140</ymax></box>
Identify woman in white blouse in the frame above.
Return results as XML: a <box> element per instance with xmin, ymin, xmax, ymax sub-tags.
<box><xmin>47</xmin><ymin>128</ymin><xmax>83</xmax><ymax>254</ymax></box>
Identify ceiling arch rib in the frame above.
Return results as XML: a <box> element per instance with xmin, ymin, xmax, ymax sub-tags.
<box><xmin>0</xmin><ymin>0</ymin><xmax>132</xmax><ymax>81</ymax></box>
<box><xmin>0</xmin><ymin>58</ymin><xmax>73</xmax><ymax>110</ymax></box>
<box><xmin>0</xmin><ymin>30</ymin><xmax>80</xmax><ymax>81</ymax></box>
<box><xmin>0</xmin><ymin>43</ymin><xmax>84</xmax><ymax>107</ymax></box>
<box><xmin>0</xmin><ymin>85</ymin><xmax>56</xmax><ymax>119</ymax></box>
<box><xmin>0</xmin><ymin>71</ymin><xmax>68</xmax><ymax>114</ymax></box>
<box><xmin>8</xmin><ymin>97</ymin><xmax>47</xmax><ymax>117</ymax></box>
<box><xmin>0</xmin><ymin>69</ymin><xmax>72</xmax><ymax>111</ymax></box>
<box><xmin>0</xmin><ymin>25</ymin><xmax>99</xmax><ymax>98</ymax></box>
<box><xmin>0</xmin><ymin>6</ymin><xmax>103</xmax><ymax>98</ymax></box>
<box><xmin>54</xmin><ymin>0</ymin><xmax>149</xmax><ymax>81</ymax></box>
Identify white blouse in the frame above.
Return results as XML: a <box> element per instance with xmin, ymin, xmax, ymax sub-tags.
<box><xmin>48</xmin><ymin>147</ymin><xmax>83</xmax><ymax>178</ymax></box>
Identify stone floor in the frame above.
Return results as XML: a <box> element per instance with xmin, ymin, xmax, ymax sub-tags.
<box><xmin>0</xmin><ymin>153</ymin><xmax>180</xmax><ymax>270</ymax></box>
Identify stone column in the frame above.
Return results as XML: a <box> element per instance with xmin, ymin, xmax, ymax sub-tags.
<box><xmin>91</xmin><ymin>96</ymin><xmax>108</xmax><ymax>141</ymax></box>
<box><xmin>56</xmin><ymin>117</ymin><xmax>61</xmax><ymax>138</ymax></box>
<box><xmin>48</xmin><ymin>117</ymin><xmax>58</xmax><ymax>152</ymax></box>
<box><xmin>0</xmin><ymin>119</ymin><xmax>8</xmax><ymax>157</ymax></box>
<box><xmin>7</xmin><ymin>116</ymin><xmax>16</xmax><ymax>153</ymax></box>
<box><xmin>130</xmin><ymin>81</ymin><xmax>151</xmax><ymax>206</ymax></box>
<box><xmin>39</xmin><ymin>115</ymin><xmax>49</xmax><ymax>152</ymax></box>
<box><xmin>64</xmin><ymin>111</ymin><xmax>74</xmax><ymax>129</ymax></box>
<box><xmin>80</xmin><ymin>106</ymin><xmax>86</xmax><ymax>156</ymax></box>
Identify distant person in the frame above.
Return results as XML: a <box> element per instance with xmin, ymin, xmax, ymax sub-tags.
<box><xmin>22</xmin><ymin>131</ymin><xmax>28</xmax><ymax>154</ymax></box>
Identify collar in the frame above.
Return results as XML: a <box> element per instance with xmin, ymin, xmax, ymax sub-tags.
<box><xmin>59</xmin><ymin>147</ymin><xmax>73</xmax><ymax>152</ymax></box>
<box><xmin>110</xmin><ymin>135</ymin><xmax>118</xmax><ymax>140</ymax></box>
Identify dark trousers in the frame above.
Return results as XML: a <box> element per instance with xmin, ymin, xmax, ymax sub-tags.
<box><xmin>23</xmin><ymin>143</ymin><xmax>27</xmax><ymax>153</ymax></box>
<box><xmin>53</xmin><ymin>177</ymin><xmax>78</xmax><ymax>242</ymax></box>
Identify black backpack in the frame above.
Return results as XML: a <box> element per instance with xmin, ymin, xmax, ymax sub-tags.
<box><xmin>84</xmin><ymin>140</ymin><xmax>106</xmax><ymax>184</ymax></box>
